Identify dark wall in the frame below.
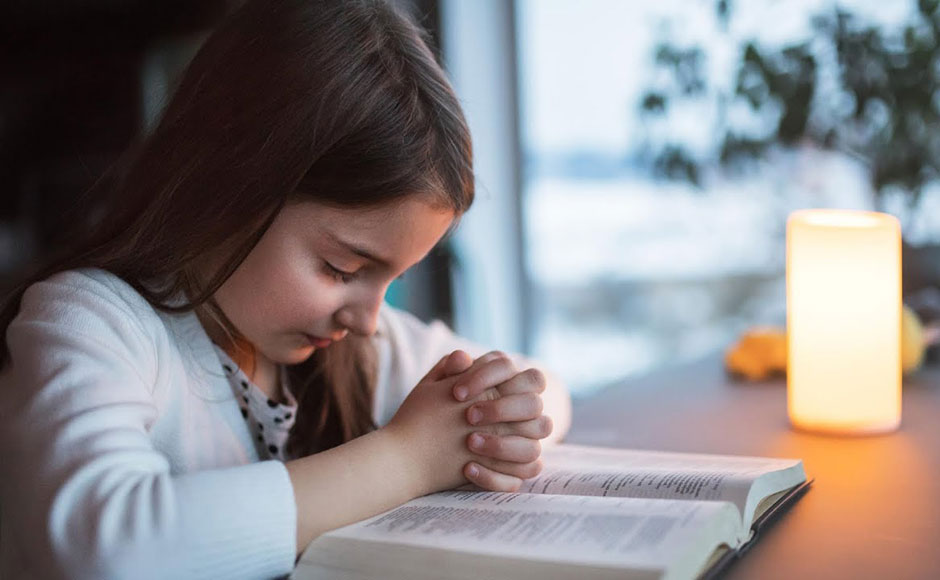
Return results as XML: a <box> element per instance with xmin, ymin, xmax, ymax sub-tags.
<box><xmin>0</xmin><ymin>1</ymin><xmax>230</xmax><ymax>283</ymax></box>
<box><xmin>0</xmin><ymin>0</ymin><xmax>455</xmax><ymax>324</ymax></box>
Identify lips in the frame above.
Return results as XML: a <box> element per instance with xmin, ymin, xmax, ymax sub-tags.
<box><xmin>304</xmin><ymin>334</ymin><xmax>333</xmax><ymax>348</ymax></box>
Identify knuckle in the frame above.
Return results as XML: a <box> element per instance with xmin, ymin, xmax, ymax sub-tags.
<box><xmin>519</xmin><ymin>420</ymin><xmax>537</xmax><ymax>438</ymax></box>
<box><xmin>493</xmin><ymin>361</ymin><xmax>513</xmax><ymax>377</ymax></box>
<box><xmin>488</xmin><ymin>402</ymin><xmax>504</xmax><ymax>422</ymax></box>
<box><xmin>498</xmin><ymin>357</ymin><xmax>518</xmax><ymax>373</ymax></box>
<box><xmin>539</xmin><ymin>415</ymin><xmax>554</xmax><ymax>438</ymax></box>
<box><xmin>478</xmin><ymin>387</ymin><xmax>502</xmax><ymax>402</ymax></box>
<box><xmin>524</xmin><ymin>368</ymin><xmax>546</xmax><ymax>391</ymax></box>
<box><xmin>525</xmin><ymin>393</ymin><xmax>544</xmax><ymax>415</ymax></box>
<box><xmin>490</xmin><ymin>422</ymin><xmax>509</xmax><ymax>437</ymax></box>
<box><xmin>522</xmin><ymin>440</ymin><xmax>541</xmax><ymax>462</ymax></box>
<box><xmin>480</xmin><ymin>350</ymin><xmax>503</xmax><ymax>363</ymax></box>
<box><xmin>520</xmin><ymin>459</ymin><xmax>543</xmax><ymax>479</ymax></box>
<box><xmin>489</xmin><ymin>435</ymin><xmax>504</xmax><ymax>456</ymax></box>
<box><xmin>482</xmin><ymin>351</ymin><xmax>514</xmax><ymax>372</ymax></box>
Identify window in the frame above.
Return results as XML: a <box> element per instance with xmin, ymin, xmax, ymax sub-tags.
<box><xmin>442</xmin><ymin>0</ymin><xmax>940</xmax><ymax>396</ymax></box>
<box><xmin>514</xmin><ymin>0</ymin><xmax>939</xmax><ymax>395</ymax></box>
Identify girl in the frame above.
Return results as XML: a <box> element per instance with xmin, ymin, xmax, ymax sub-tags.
<box><xmin>0</xmin><ymin>0</ymin><xmax>571</xmax><ymax>578</ymax></box>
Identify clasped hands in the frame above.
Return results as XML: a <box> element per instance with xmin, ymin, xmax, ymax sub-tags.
<box><xmin>388</xmin><ymin>348</ymin><xmax>553</xmax><ymax>494</ymax></box>
<box><xmin>449</xmin><ymin>350</ymin><xmax>552</xmax><ymax>491</ymax></box>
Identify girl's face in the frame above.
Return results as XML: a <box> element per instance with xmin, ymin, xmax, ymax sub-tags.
<box><xmin>212</xmin><ymin>197</ymin><xmax>455</xmax><ymax>364</ymax></box>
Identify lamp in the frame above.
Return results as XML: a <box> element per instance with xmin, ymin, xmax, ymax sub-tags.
<box><xmin>786</xmin><ymin>209</ymin><xmax>901</xmax><ymax>434</ymax></box>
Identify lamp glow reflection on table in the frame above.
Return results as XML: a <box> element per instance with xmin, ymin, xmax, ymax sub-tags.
<box><xmin>786</xmin><ymin>209</ymin><xmax>901</xmax><ymax>435</ymax></box>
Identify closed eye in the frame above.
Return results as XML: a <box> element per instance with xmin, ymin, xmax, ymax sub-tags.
<box><xmin>323</xmin><ymin>261</ymin><xmax>357</xmax><ymax>284</ymax></box>
<box><xmin>324</xmin><ymin>260</ymin><xmax>408</xmax><ymax>284</ymax></box>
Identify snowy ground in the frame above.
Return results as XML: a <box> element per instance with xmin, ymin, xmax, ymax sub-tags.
<box><xmin>521</xmin><ymin>149</ymin><xmax>914</xmax><ymax>397</ymax></box>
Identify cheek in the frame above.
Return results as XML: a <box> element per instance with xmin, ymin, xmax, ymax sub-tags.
<box><xmin>216</xmin><ymin>249</ymin><xmax>331</xmax><ymax>335</ymax></box>
<box><xmin>268</xmin><ymin>262</ymin><xmax>343</xmax><ymax>324</ymax></box>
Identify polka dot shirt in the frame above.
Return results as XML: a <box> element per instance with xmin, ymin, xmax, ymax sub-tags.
<box><xmin>213</xmin><ymin>346</ymin><xmax>297</xmax><ymax>462</ymax></box>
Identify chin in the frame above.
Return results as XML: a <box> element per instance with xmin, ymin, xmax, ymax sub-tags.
<box><xmin>273</xmin><ymin>346</ymin><xmax>317</xmax><ymax>365</ymax></box>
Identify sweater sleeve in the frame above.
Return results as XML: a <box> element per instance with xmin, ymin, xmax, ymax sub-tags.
<box><xmin>371</xmin><ymin>303</ymin><xmax>572</xmax><ymax>443</ymax></box>
<box><xmin>0</xmin><ymin>270</ymin><xmax>296</xmax><ymax>580</ymax></box>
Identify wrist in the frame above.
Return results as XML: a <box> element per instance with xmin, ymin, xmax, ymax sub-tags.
<box><xmin>378</xmin><ymin>423</ymin><xmax>433</xmax><ymax>498</ymax></box>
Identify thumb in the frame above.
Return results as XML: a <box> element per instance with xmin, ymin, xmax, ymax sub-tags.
<box><xmin>422</xmin><ymin>350</ymin><xmax>473</xmax><ymax>383</ymax></box>
<box><xmin>441</xmin><ymin>349</ymin><xmax>473</xmax><ymax>377</ymax></box>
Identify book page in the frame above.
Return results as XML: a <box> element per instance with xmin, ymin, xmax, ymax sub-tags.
<box><xmin>312</xmin><ymin>490</ymin><xmax>740</xmax><ymax>578</ymax></box>
<box><xmin>525</xmin><ymin>444</ymin><xmax>805</xmax><ymax>530</ymax></box>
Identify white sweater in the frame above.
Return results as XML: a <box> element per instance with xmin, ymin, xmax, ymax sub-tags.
<box><xmin>0</xmin><ymin>268</ymin><xmax>570</xmax><ymax>579</ymax></box>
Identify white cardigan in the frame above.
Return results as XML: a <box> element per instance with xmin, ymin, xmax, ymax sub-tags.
<box><xmin>0</xmin><ymin>268</ymin><xmax>570</xmax><ymax>579</ymax></box>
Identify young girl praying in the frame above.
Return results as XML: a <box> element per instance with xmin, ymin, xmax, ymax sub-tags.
<box><xmin>0</xmin><ymin>1</ymin><xmax>571</xmax><ymax>578</ymax></box>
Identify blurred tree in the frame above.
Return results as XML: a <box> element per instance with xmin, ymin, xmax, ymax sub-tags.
<box><xmin>639</xmin><ymin>0</ymin><xmax>940</xmax><ymax>217</ymax></box>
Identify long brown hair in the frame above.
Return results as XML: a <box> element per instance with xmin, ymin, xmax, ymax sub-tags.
<box><xmin>0</xmin><ymin>0</ymin><xmax>474</xmax><ymax>458</ymax></box>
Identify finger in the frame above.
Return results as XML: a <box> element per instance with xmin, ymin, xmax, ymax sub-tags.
<box><xmin>481</xmin><ymin>415</ymin><xmax>554</xmax><ymax>439</ymax></box>
<box><xmin>422</xmin><ymin>350</ymin><xmax>472</xmax><ymax>383</ymax></box>
<box><xmin>464</xmin><ymin>462</ymin><xmax>524</xmax><ymax>492</ymax></box>
<box><xmin>484</xmin><ymin>415</ymin><xmax>554</xmax><ymax>439</ymax></box>
<box><xmin>466</xmin><ymin>393</ymin><xmax>543</xmax><ymax>426</ymax></box>
<box><xmin>467</xmin><ymin>432</ymin><xmax>541</xmax><ymax>463</ymax></box>
<box><xmin>489</xmin><ymin>415</ymin><xmax>554</xmax><ymax>440</ymax></box>
<box><xmin>474</xmin><ymin>457</ymin><xmax>544</xmax><ymax>481</ymax></box>
<box><xmin>441</xmin><ymin>349</ymin><xmax>473</xmax><ymax>378</ymax></box>
<box><xmin>496</xmin><ymin>368</ymin><xmax>547</xmax><ymax>396</ymax></box>
<box><xmin>453</xmin><ymin>351</ymin><xmax>517</xmax><ymax>401</ymax></box>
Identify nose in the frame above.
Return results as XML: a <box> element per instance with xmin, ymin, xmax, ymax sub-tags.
<box><xmin>336</xmin><ymin>288</ymin><xmax>385</xmax><ymax>337</ymax></box>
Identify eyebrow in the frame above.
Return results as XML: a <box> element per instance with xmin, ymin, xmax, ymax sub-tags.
<box><xmin>324</xmin><ymin>231</ymin><xmax>394</xmax><ymax>269</ymax></box>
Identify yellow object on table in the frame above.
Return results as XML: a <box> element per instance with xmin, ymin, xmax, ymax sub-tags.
<box><xmin>726</xmin><ymin>305</ymin><xmax>930</xmax><ymax>381</ymax></box>
<box><xmin>724</xmin><ymin>327</ymin><xmax>787</xmax><ymax>381</ymax></box>
<box><xmin>901</xmin><ymin>305</ymin><xmax>926</xmax><ymax>374</ymax></box>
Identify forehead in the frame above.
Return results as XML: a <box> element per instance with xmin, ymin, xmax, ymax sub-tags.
<box><xmin>289</xmin><ymin>197</ymin><xmax>453</xmax><ymax>230</ymax></box>
<box><xmin>284</xmin><ymin>198</ymin><xmax>455</xmax><ymax>266</ymax></box>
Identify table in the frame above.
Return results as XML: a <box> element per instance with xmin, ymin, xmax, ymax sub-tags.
<box><xmin>565</xmin><ymin>356</ymin><xmax>940</xmax><ymax>579</ymax></box>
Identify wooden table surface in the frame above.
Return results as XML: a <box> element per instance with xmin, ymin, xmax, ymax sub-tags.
<box><xmin>565</xmin><ymin>356</ymin><xmax>940</xmax><ymax>580</ymax></box>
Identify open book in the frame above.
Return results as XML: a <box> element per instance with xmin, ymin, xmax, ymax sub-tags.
<box><xmin>293</xmin><ymin>444</ymin><xmax>809</xmax><ymax>580</ymax></box>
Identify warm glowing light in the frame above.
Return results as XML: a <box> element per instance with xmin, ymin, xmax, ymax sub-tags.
<box><xmin>786</xmin><ymin>209</ymin><xmax>901</xmax><ymax>434</ymax></box>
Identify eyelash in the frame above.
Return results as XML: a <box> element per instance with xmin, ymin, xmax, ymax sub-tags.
<box><xmin>322</xmin><ymin>261</ymin><xmax>407</xmax><ymax>284</ymax></box>
<box><xmin>323</xmin><ymin>262</ymin><xmax>357</xmax><ymax>284</ymax></box>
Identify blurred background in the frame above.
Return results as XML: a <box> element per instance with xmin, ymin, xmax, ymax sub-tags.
<box><xmin>4</xmin><ymin>0</ymin><xmax>940</xmax><ymax>397</ymax></box>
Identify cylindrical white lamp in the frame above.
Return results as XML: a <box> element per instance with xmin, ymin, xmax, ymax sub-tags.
<box><xmin>786</xmin><ymin>209</ymin><xmax>901</xmax><ymax>434</ymax></box>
